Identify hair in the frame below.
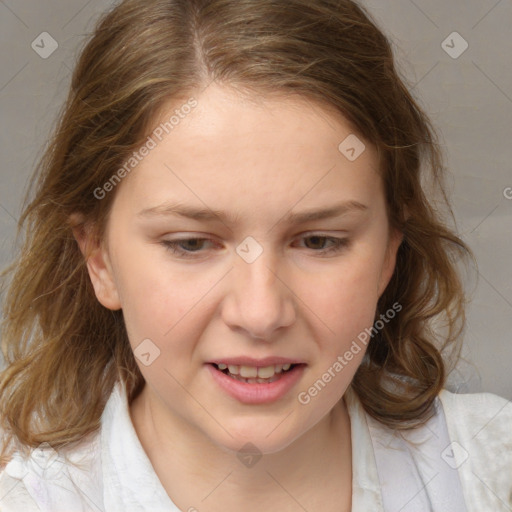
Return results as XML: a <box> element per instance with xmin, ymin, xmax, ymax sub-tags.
<box><xmin>0</xmin><ymin>0</ymin><xmax>475</xmax><ymax>466</ymax></box>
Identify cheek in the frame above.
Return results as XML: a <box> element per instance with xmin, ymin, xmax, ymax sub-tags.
<box><xmin>295</xmin><ymin>250</ymin><xmax>384</xmax><ymax>345</ymax></box>
<box><xmin>118</xmin><ymin>268</ymin><xmax>209</xmax><ymax>388</ymax></box>
<box><xmin>112</xmin><ymin>243</ymin><xmax>201</xmax><ymax>351</ymax></box>
<box><xmin>294</xmin><ymin>257</ymin><xmax>381</xmax><ymax>410</ymax></box>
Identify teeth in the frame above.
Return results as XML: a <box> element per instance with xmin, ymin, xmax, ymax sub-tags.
<box><xmin>239</xmin><ymin>365</ymin><xmax>258</xmax><ymax>378</ymax></box>
<box><xmin>257</xmin><ymin>365</ymin><xmax>276</xmax><ymax>379</ymax></box>
<box><xmin>216</xmin><ymin>363</ymin><xmax>294</xmax><ymax>379</ymax></box>
<box><xmin>230</xmin><ymin>374</ymin><xmax>281</xmax><ymax>384</ymax></box>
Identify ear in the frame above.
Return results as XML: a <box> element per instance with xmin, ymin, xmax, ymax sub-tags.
<box><xmin>377</xmin><ymin>227</ymin><xmax>403</xmax><ymax>299</ymax></box>
<box><xmin>69</xmin><ymin>213</ymin><xmax>122</xmax><ymax>311</ymax></box>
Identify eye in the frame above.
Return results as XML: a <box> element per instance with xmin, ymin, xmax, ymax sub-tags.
<box><xmin>160</xmin><ymin>234</ymin><xmax>350</xmax><ymax>259</ymax></box>
<box><xmin>296</xmin><ymin>235</ymin><xmax>350</xmax><ymax>255</ymax></box>
<box><xmin>161</xmin><ymin>238</ymin><xmax>215</xmax><ymax>257</ymax></box>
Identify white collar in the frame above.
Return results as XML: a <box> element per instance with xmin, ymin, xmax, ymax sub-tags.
<box><xmin>101</xmin><ymin>380</ymin><xmax>178</xmax><ymax>511</ymax></box>
<box><xmin>99</xmin><ymin>381</ymin><xmax>384</xmax><ymax>511</ymax></box>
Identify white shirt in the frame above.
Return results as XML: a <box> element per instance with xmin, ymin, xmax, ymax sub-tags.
<box><xmin>0</xmin><ymin>380</ymin><xmax>511</xmax><ymax>511</ymax></box>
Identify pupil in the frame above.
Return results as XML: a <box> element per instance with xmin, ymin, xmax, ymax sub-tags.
<box><xmin>307</xmin><ymin>236</ymin><xmax>324</xmax><ymax>249</ymax></box>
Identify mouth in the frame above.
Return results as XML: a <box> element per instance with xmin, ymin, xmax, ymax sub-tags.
<box><xmin>211</xmin><ymin>362</ymin><xmax>300</xmax><ymax>384</ymax></box>
<box><xmin>206</xmin><ymin>361</ymin><xmax>306</xmax><ymax>404</ymax></box>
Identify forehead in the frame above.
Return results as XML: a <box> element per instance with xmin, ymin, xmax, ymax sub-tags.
<box><xmin>148</xmin><ymin>84</ymin><xmax>368</xmax><ymax>160</ymax></box>
<box><xmin>112</xmin><ymin>84</ymin><xmax>382</xmax><ymax>219</ymax></box>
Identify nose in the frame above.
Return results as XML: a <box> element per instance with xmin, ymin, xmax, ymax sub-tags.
<box><xmin>221</xmin><ymin>249</ymin><xmax>296</xmax><ymax>341</ymax></box>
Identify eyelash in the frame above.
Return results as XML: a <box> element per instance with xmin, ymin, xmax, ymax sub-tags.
<box><xmin>161</xmin><ymin>235</ymin><xmax>350</xmax><ymax>258</ymax></box>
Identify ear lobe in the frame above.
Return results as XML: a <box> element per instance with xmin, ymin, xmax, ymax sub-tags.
<box><xmin>70</xmin><ymin>214</ymin><xmax>122</xmax><ymax>311</ymax></box>
<box><xmin>377</xmin><ymin>228</ymin><xmax>403</xmax><ymax>299</ymax></box>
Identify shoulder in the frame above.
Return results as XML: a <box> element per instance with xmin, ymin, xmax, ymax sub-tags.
<box><xmin>0</xmin><ymin>453</ymin><xmax>38</xmax><ymax>511</ymax></box>
<box><xmin>438</xmin><ymin>388</ymin><xmax>512</xmax><ymax>443</ymax></box>
<box><xmin>0</xmin><ymin>432</ymin><xmax>103</xmax><ymax>512</ymax></box>
<box><xmin>438</xmin><ymin>389</ymin><xmax>512</xmax><ymax>510</ymax></box>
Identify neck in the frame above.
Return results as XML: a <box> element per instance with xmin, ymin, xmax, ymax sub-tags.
<box><xmin>130</xmin><ymin>386</ymin><xmax>352</xmax><ymax>512</ymax></box>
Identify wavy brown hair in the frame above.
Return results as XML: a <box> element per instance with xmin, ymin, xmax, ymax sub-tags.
<box><xmin>0</xmin><ymin>0</ymin><xmax>474</xmax><ymax>465</ymax></box>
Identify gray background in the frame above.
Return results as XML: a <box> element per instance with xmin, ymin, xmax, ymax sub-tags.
<box><xmin>0</xmin><ymin>0</ymin><xmax>511</xmax><ymax>399</ymax></box>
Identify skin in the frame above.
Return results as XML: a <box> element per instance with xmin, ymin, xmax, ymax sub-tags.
<box><xmin>75</xmin><ymin>83</ymin><xmax>403</xmax><ymax>512</ymax></box>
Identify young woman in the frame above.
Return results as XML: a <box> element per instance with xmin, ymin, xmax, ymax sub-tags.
<box><xmin>1</xmin><ymin>1</ymin><xmax>510</xmax><ymax>511</ymax></box>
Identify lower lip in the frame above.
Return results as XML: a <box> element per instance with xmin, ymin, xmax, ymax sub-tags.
<box><xmin>206</xmin><ymin>363</ymin><xmax>305</xmax><ymax>404</ymax></box>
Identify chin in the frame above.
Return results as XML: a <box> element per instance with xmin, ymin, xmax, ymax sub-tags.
<box><xmin>208</xmin><ymin>416</ymin><xmax>306</xmax><ymax>457</ymax></box>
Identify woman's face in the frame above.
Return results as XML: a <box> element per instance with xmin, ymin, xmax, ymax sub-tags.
<box><xmin>84</xmin><ymin>84</ymin><xmax>402</xmax><ymax>454</ymax></box>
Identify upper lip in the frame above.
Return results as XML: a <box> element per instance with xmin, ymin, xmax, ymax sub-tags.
<box><xmin>207</xmin><ymin>356</ymin><xmax>305</xmax><ymax>367</ymax></box>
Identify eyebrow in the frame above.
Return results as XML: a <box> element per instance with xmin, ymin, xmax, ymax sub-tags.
<box><xmin>137</xmin><ymin>200</ymin><xmax>369</xmax><ymax>225</ymax></box>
